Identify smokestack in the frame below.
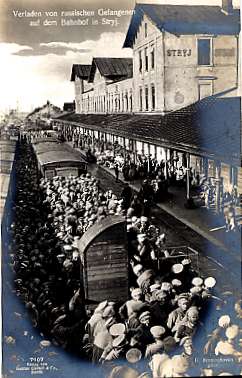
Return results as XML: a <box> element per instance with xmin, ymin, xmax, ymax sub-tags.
<box><xmin>221</xmin><ymin>0</ymin><xmax>233</xmax><ymax>15</ymax></box>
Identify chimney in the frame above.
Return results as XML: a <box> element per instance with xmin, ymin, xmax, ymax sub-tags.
<box><xmin>221</xmin><ymin>0</ymin><xmax>233</xmax><ymax>15</ymax></box>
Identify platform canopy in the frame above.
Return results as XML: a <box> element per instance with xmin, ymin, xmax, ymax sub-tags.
<box><xmin>55</xmin><ymin>96</ymin><xmax>241</xmax><ymax>165</ymax></box>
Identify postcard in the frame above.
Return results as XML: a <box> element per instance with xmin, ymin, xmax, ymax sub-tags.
<box><xmin>1</xmin><ymin>0</ymin><xmax>241</xmax><ymax>377</ymax></box>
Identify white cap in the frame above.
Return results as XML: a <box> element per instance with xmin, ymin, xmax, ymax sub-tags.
<box><xmin>192</xmin><ymin>277</ymin><xmax>203</xmax><ymax>286</ymax></box>
<box><xmin>131</xmin><ymin>288</ymin><xmax>142</xmax><ymax>297</ymax></box>
<box><xmin>110</xmin><ymin>323</ymin><xmax>126</xmax><ymax>337</ymax></box>
<box><xmin>161</xmin><ymin>282</ymin><xmax>172</xmax><ymax>291</ymax></box>
<box><xmin>204</xmin><ymin>277</ymin><xmax>216</xmax><ymax>288</ymax></box>
<box><xmin>150</xmin><ymin>284</ymin><xmax>161</xmax><ymax>292</ymax></box>
<box><xmin>171</xmin><ymin>279</ymin><xmax>182</xmax><ymax>287</ymax></box>
<box><xmin>218</xmin><ymin>315</ymin><xmax>231</xmax><ymax>328</ymax></box>
<box><xmin>215</xmin><ymin>340</ymin><xmax>235</xmax><ymax>356</ymax></box>
<box><xmin>133</xmin><ymin>264</ymin><xmax>143</xmax><ymax>275</ymax></box>
<box><xmin>225</xmin><ymin>325</ymin><xmax>239</xmax><ymax>340</ymax></box>
<box><xmin>172</xmin><ymin>264</ymin><xmax>184</xmax><ymax>274</ymax></box>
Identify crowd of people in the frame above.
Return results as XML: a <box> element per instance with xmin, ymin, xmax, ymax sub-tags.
<box><xmin>71</xmin><ymin>133</ymin><xmax>240</xmax><ymax>232</ymax></box>
<box><xmin>6</xmin><ymin>138</ymin><xmax>241</xmax><ymax>378</ymax></box>
<box><xmin>26</xmin><ymin>129</ymin><xmax>241</xmax><ymax>231</ymax></box>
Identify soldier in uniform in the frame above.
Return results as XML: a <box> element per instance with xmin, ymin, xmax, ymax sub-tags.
<box><xmin>167</xmin><ymin>293</ymin><xmax>191</xmax><ymax>333</ymax></box>
<box><xmin>145</xmin><ymin>326</ymin><xmax>166</xmax><ymax>359</ymax></box>
<box><xmin>175</xmin><ymin>306</ymin><xmax>200</xmax><ymax>342</ymax></box>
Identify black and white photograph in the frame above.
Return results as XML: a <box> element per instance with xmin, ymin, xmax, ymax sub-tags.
<box><xmin>1</xmin><ymin>0</ymin><xmax>241</xmax><ymax>377</ymax></box>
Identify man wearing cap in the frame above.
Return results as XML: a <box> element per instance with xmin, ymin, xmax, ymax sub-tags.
<box><xmin>170</xmin><ymin>354</ymin><xmax>190</xmax><ymax>377</ymax></box>
<box><xmin>138</xmin><ymin>181</ymin><xmax>154</xmax><ymax>217</ymax></box>
<box><xmin>203</xmin><ymin>314</ymin><xmax>233</xmax><ymax>356</ymax></box>
<box><xmin>175</xmin><ymin>306</ymin><xmax>200</xmax><ymax>342</ymax></box>
<box><xmin>130</xmin><ymin>195</ymin><xmax>142</xmax><ymax>217</ymax></box>
<box><xmin>91</xmin><ymin>305</ymin><xmax>116</xmax><ymax>346</ymax></box>
<box><xmin>149</xmin><ymin>289</ymin><xmax>169</xmax><ymax>327</ymax></box>
<box><xmin>149</xmin><ymin>351</ymin><xmax>172</xmax><ymax>378</ymax></box>
<box><xmin>121</xmin><ymin>183</ymin><xmax>133</xmax><ymax>210</ymax></box>
<box><xmin>92</xmin><ymin>317</ymin><xmax>115</xmax><ymax>363</ymax></box>
<box><xmin>119</xmin><ymin>288</ymin><xmax>146</xmax><ymax>320</ymax></box>
<box><xmin>214</xmin><ymin>324</ymin><xmax>241</xmax><ymax>359</ymax></box>
<box><xmin>145</xmin><ymin>326</ymin><xmax>166</xmax><ymax>359</ymax></box>
<box><xmin>148</xmin><ymin>284</ymin><xmax>161</xmax><ymax>302</ymax></box>
<box><xmin>137</xmin><ymin>234</ymin><xmax>153</xmax><ymax>268</ymax></box>
<box><xmin>136</xmin><ymin>268</ymin><xmax>155</xmax><ymax>295</ymax></box>
<box><xmin>104</xmin><ymin>334</ymin><xmax>129</xmax><ymax>362</ymax></box>
<box><xmin>167</xmin><ymin>294</ymin><xmax>190</xmax><ymax>333</ymax></box>
<box><xmin>100</xmin><ymin>322</ymin><xmax>127</xmax><ymax>362</ymax></box>
<box><xmin>180</xmin><ymin>336</ymin><xmax>193</xmax><ymax>358</ymax></box>
<box><xmin>86</xmin><ymin>301</ymin><xmax>108</xmax><ymax>343</ymax></box>
<box><xmin>129</xmin><ymin>311</ymin><xmax>153</xmax><ymax>355</ymax></box>
<box><xmin>139</xmin><ymin>216</ymin><xmax>149</xmax><ymax>234</ymax></box>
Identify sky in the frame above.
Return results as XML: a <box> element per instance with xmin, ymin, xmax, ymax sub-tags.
<box><xmin>0</xmin><ymin>0</ymin><xmax>240</xmax><ymax>113</ymax></box>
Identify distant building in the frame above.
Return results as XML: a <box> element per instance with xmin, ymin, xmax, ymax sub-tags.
<box><xmin>63</xmin><ymin>101</ymin><xmax>75</xmax><ymax>112</ymax></box>
<box><xmin>26</xmin><ymin>101</ymin><xmax>62</xmax><ymax>122</ymax></box>
<box><xmin>71</xmin><ymin>59</ymin><xmax>133</xmax><ymax>114</ymax></box>
<box><xmin>72</xmin><ymin>0</ymin><xmax>240</xmax><ymax>114</ymax></box>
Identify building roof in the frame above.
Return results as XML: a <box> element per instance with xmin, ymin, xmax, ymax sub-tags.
<box><xmin>123</xmin><ymin>3</ymin><xmax>240</xmax><ymax>47</ymax></box>
<box><xmin>88</xmin><ymin>57</ymin><xmax>133</xmax><ymax>83</ymax></box>
<box><xmin>70</xmin><ymin>64</ymin><xmax>92</xmax><ymax>81</ymax></box>
<box><xmin>54</xmin><ymin>97</ymin><xmax>241</xmax><ymax>165</ymax></box>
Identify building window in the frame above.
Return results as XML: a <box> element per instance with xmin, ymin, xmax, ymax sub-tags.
<box><xmin>145</xmin><ymin>48</ymin><xmax>148</xmax><ymax>71</ymax></box>
<box><xmin>144</xmin><ymin>23</ymin><xmax>148</xmax><ymax>38</ymax></box>
<box><xmin>151</xmin><ymin>47</ymin><xmax>155</xmax><ymax>69</ymax></box>
<box><xmin>145</xmin><ymin>86</ymin><xmax>149</xmax><ymax>111</ymax></box>
<box><xmin>198</xmin><ymin>39</ymin><xmax>211</xmax><ymax>66</ymax></box>
<box><xmin>139</xmin><ymin>88</ymin><xmax>143</xmax><ymax>111</ymax></box>
<box><xmin>230</xmin><ymin>166</ymin><xmax>238</xmax><ymax>186</ymax></box>
<box><xmin>139</xmin><ymin>50</ymin><xmax>142</xmax><ymax>73</ymax></box>
<box><xmin>151</xmin><ymin>84</ymin><xmax>155</xmax><ymax>110</ymax></box>
<box><xmin>130</xmin><ymin>95</ymin><xmax>132</xmax><ymax>112</ymax></box>
<box><xmin>125</xmin><ymin>92</ymin><xmax>128</xmax><ymax>111</ymax></box>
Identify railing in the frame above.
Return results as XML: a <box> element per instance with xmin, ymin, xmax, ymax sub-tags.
<box><xmin>156</xmin><ymin>245</ymin><xmax>199</xmax><ymax>274</ymax></box>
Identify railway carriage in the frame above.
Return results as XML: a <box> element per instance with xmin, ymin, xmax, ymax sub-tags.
<box><xmin>0</xmin><ymin>139</ymin><xmax>17</xmax><ymax>221</ymax></box>
<box><xmin>32</xmin><ymin>138</ymin><xmax>87</xmax><ymax>178</ymax></box>
<box><xmin>78</xmin><ymin>215</ymin><xmax>129</xmax><ymax>308</ymax></box>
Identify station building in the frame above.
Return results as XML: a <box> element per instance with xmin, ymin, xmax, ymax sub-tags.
<box><xmin>72</xmin><ymin>0</ymin><xmax>240</xmax><ymax>114</ymax></box>
<box><xmin>53</xmin><ymin>1</ymin><xmax>241</xmax><ymax>211</ymax></box>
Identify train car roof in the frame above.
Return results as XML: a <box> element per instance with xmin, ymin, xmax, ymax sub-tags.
<box><xmin>32</xmin><ymin>137</ymin><xmax>60</xmax><ymax>144</ymax></box>
<box><xmin>78</xmin><ymin>215</ymin><xmax>125</xmax><ymax>254</ymax></box>
<box><xmin>33</xmin><ymin>142</ymin><xmax>67</xmax><ymax>154</ymax></box>
<box><xmin>1</xmin><ymin>152</ymin><xmax>15</xmax><ymax>161</ymax></box>
<box><xmin>37</xmin><ymin>150</ymin><xmax>86</xmax><ymax>166</ymax></box>
<box><xmin>0</xmin><ymin>139</ymin><xmax>16</xmax><ymax>146</ymax></box>
<box><xmin>0</xmin><ymin>140</ymin><xmax>16</xmax><ymax>157</ymax></box>
<box><xmin>0</xmin><ymin>174</ymin><xmax>11</xmax><ymax>218</ymax></box>
<box><xmin>0</xmin><ymin>146</ymin><xmax>16</xmax><ymax>154</ymax></box>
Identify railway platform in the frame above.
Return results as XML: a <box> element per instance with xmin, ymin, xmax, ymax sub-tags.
<box><xmin>66</xmin><ymin>142</ymin><xmax>241</xmax><ymax>257</ymax></box>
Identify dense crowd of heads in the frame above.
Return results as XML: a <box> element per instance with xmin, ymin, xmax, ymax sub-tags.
<box><xmin>69</xmin><ymin>130</ymin><xmax>240</xmax><ymax>232</ymax></box>
<box><xmin>7</xmin><ymin>139</ymin><xmax>241</xmax><ymax>378</ymax></box>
